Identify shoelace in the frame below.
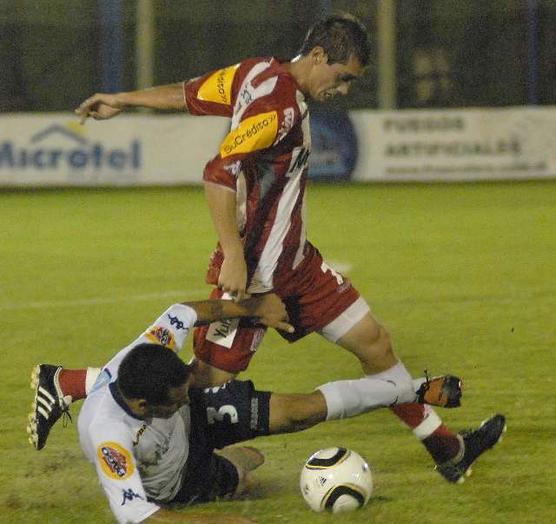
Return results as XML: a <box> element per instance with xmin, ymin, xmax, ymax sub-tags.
<box><xmin>60</xmin><ymin>405</ymin><xmax>73</xmax><ymax>427</ymax></box>
<box><xmin>417</xmin><ymin>369</ymin><xmax>432</xmax><ymax>398</ymax></box>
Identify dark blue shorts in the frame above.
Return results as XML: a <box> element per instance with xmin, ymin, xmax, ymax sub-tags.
<box><xmin>169</xmin><ymin>379</ymin><xmax>271</xmax><ymax>505</ymax></box>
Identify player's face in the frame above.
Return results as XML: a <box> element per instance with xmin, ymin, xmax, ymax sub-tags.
<box><xmin>309</xmin><ymin>52</ymin><xmax>363</xmax><ymax>102</ymax></box>
<box><xmin>147</xmin><ymin>380</ymin><xmax>191</xmax><ymax>419</ymax></box>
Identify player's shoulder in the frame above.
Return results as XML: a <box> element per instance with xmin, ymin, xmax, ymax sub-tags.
<box><xmin>235</xmin><ymin>56</ymin><xmax>299</xmax><ymax>103</ymax></box>
<box><xmin>238</xmin><ymin>56</ymin><xmax>295</xmax><ymax>81</ymax></box>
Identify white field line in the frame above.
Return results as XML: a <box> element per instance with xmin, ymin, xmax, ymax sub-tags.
<box><xmin>0</xmin><ymin>289</ymin><xmax>207</xmax><ymax>312</ymax></box>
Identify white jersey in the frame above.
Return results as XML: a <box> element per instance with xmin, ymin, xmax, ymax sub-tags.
<box><xmin>77</xmin><ymin>304</ymin><xmax>198</xmax><ymax>524</ymax></box>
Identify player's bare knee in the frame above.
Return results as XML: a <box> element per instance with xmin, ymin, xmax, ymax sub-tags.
<box><xmin>235</xmin><ymin>471</ymin><xmax>260</xmax><ymax>497</ymax></box>
<box><xmin>233</xmin><ymin>468</ymin><xmax>248</xmax><ymax>496</ymax></box>
<box><xmin>377</xmin><ymin>326</ymin><xmax>394</xmax><ymax>358</ymax></box>
<box><xmin>360</xmin><ymin>325</ymin><xmax>393</xmax><ymax>359</ymax></box>
<box><xmin>189</xmin><ymin>359</ymin><xmax>236</xmax><ymax>387</ymax></box>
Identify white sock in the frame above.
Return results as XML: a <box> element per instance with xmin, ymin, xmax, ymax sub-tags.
<box><xmin>318</xmin><ymin>361</ymin><xmax>418</xmax><ymax>420</ymax></box>
<box><xmin>412</xmin><ymin>405</ymin><xmax>443</xmax><ymax>439</ymax></box>
<box><xmin>85</xmin><ymin>367</ymin><xmax>102</xmax><ymax>396</ymax></box>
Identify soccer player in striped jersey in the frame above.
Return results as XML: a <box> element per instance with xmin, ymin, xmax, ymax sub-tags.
<box><xmin>58</xmin><ymin>13</ymin><xmax>505</xmax><ymax>483</ymax></box>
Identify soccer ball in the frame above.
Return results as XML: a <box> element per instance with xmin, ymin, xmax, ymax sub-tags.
<box><xmin>299</xmin><ymin>447</ymin><xmax>373</xmax><ymax>513</ymax></box>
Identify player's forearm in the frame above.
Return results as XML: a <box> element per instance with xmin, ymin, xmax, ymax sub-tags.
<box><xmin>203</xmin><ymin>182</ymin><xmax>243</xmax><ymax>256</ymax></box>
<box><xmin>115</xmin><ymin>83</ymin><xmax>188</xmax><ymax>111</ymax></box>
<box><xmin>183</xmin><ymin>297</ymin><xmax>264</xmax><ymax>324</ymax></box>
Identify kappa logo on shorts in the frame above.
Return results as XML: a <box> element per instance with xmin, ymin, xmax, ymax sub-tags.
<box><xmin>98</xmin><ymin>441</ymin><xmax>134</xmax><ymax>480</ymax></box>
<box><xmin>206</xmin><ymin>318</ymin><xmax>240</xmax><ymax>348</ymax></box>
<box><xmin>250</xmin><ymin>397</ymin><xmax>259</xmax><ymax>430</ymax></box>
<box><xmin>146</xmin><ymin>326</ymin><xmax>176</xmax><ymax>349</ymax></box>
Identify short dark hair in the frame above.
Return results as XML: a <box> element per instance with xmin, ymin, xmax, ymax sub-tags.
<box><xmin>299</xmin><ymin>13</ymin><xmax>371</xmax><ymax>66</ymax></box>
<box><xmin>118</xmin><ymin>343</ymin><xmax>192</xmax><ymax>404</ymax></box>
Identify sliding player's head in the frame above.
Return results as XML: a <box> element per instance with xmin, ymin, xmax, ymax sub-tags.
<box><xmin>118</xmin><ymin>343</ymin><xmax>193</xmax><ymax>419</ymax></box>
<box><xmin>298</xmin><ymin>13</ymin><xmax>371</xmax><ymax>102</ymax></box>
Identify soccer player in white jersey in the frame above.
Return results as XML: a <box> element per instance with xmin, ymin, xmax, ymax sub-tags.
<box><xmin>75</xmin><ymin>295</ymin><xmax>290</xmax><ymax>524</ymax></box>
<box><xmin>64</xmin><ymin>13</ymin><xmax>507</xmax><ymax>483</ymax></box>
<box><xmin>31</xmin><ymin>294</ymin><xmax>503</xmax><ymax>523</ymax></box>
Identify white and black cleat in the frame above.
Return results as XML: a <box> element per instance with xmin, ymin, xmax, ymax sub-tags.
<box><xmin>435</xmin><ymin>414</ymin><xmax>507</xmax><ymax>483</ymax></box>
<box><xmin>27</xmin><ymin>364</ymin><xmax>72</xmax><ymax>450</ymax></box>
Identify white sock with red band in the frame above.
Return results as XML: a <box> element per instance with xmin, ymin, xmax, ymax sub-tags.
<box><xmin>318</xmin><ymin>361</ymin><xmax>420</xmax><ymax>420</ymax></box>
<box><xmin>412</xmin><ymin>405</ymin><xmax>443</xmax><ymax>439</ymax></box>
<box><xmin>85</xmin><ymin>367</ymin><xmax>101</xmax><ymax>396</ymax></box>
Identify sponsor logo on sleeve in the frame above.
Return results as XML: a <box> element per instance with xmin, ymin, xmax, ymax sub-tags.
<box><xmin>276</xmin><ymin>107</ymin><xmax>296</xmax><ymax>143</ymax></box>
<box><xmin>197</xmin><ymin>64</ymin><xmax>239</xmax><ymax>106</ymax></box>
<box><xmin>98</xmin><ymin>441</ymin><xmax>134</xmax><ymax>480</ymax></box>
<box><xmin>132</xmin><ymin>424</ymin><xmax>148</xmax><ymax>447</ymax></box>
<box><xmin>145</xmin><ymin>326</ymin><xmax>176</xmax><ymax>349</ymax></box>
<box><xmin>220</xmin><ymin>111</ymin><xmax>278</xmax><ymax>158</ymax></box>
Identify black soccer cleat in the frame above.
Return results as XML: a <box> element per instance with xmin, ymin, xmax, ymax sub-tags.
<box><xmin>436</xmin><ymin>414</ymin><xmax>507</xmax><ymax>483</ymax></box>
<box><xmin>27</xmin><ymin>364</ymin><xmax>72</xmax><ymax>450</ymax></box>
<box><xmin>416</xmin><ymin>374</ymin><xmax>462</xmax><ymax>408</ymax></box>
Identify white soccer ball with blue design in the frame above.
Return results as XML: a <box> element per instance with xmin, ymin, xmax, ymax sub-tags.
<box><xmin>299</xmin><ymin>447</ymin><xmax>373</xmax><ymax>513</ymax></box>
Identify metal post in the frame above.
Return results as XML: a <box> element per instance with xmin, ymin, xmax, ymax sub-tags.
<box><xmin>99</xmin><ymin>0</ymin><xmax>123</xmax><ymax>93</ymax></box>
<box><xmin>318</xmin><ymin>0</ymin><xmax>332</xmax><ymax>16</ymax></box>
<box><xmin>136</xmin><ymin>0</ymin><xmax>155</xmax><ymax>90</ymax></box>
<box><xmin>377</xmin><ymin>0</ymin><xmax>397</xmax><ymax>109</ymax></box>
<box><xmin>526</xmin><ymin>0</ymin><xmax>539</xmax><ymax>105</ymax></box>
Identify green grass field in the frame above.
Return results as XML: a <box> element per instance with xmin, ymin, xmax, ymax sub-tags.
<box><xmin>1</xmin><ymin>181</ymin><xmax>555</xmax><ymax>523</ymax></box>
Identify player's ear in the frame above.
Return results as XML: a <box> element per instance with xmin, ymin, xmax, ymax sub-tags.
<box><xmin>311</xmin><ymin>46</ymin><xmax>328</xmax><ymax>66</ymax></box>
<box><xmin>133</xmin><ymin>399</ymin><xmax>149</xmax><ymax>416</ymax></box>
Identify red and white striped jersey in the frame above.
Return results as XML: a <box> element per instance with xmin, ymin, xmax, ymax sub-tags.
<box><xmin>184</xmin><ymin>57</ymin><xmax>313</xmax><ymax>293</ymax></box>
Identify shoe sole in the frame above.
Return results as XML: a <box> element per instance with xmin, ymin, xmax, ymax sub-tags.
<box><xmin>27</xmin><ymin>365</ymin><xmax>45</xmax><ymax>450</ymax></box>
<box><xmin>30</xmin><ymin>364</ymin><xmax>41</xmax><ymax>390</ymax></box>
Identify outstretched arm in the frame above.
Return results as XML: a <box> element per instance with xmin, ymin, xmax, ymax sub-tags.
<box><xmin>184</xmin><ymin>294</ymin><xmax>294</xmax><ymax>333</ymax></box>
<box><xmin>75</xmin><ymin>82</ymin><xmax>188</xmax><ymax>123</ymax></box>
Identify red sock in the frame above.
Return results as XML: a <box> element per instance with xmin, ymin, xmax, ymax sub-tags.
<box><xmin>391</xmin><ymin>403</ymin><xmax>426</xmax><ymax>427</ymax></box>
<box><xmin>422</xmin><ymin>424</ymin><xmax>462</xmax><ymax>463</ymax></box>
<box><xmin>391</xmin><ymin>404</ymin><xmax>461</xmax><ymax>463</ymax></box>
<box><xmin>58</xmin><ymin>369</ymin><xmax>87</xmax><ymax>400</ymax></box>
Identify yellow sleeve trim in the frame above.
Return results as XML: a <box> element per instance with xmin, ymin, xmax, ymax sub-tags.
<box><xmin>220</xmin><ymin>111</ymin><xmax>278</xmax><ymax>158</ymax></box>
<box><xmin>197</xmin><ymin>64</ymin><xmax>239</xmax><ymax>106</ymax></box>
